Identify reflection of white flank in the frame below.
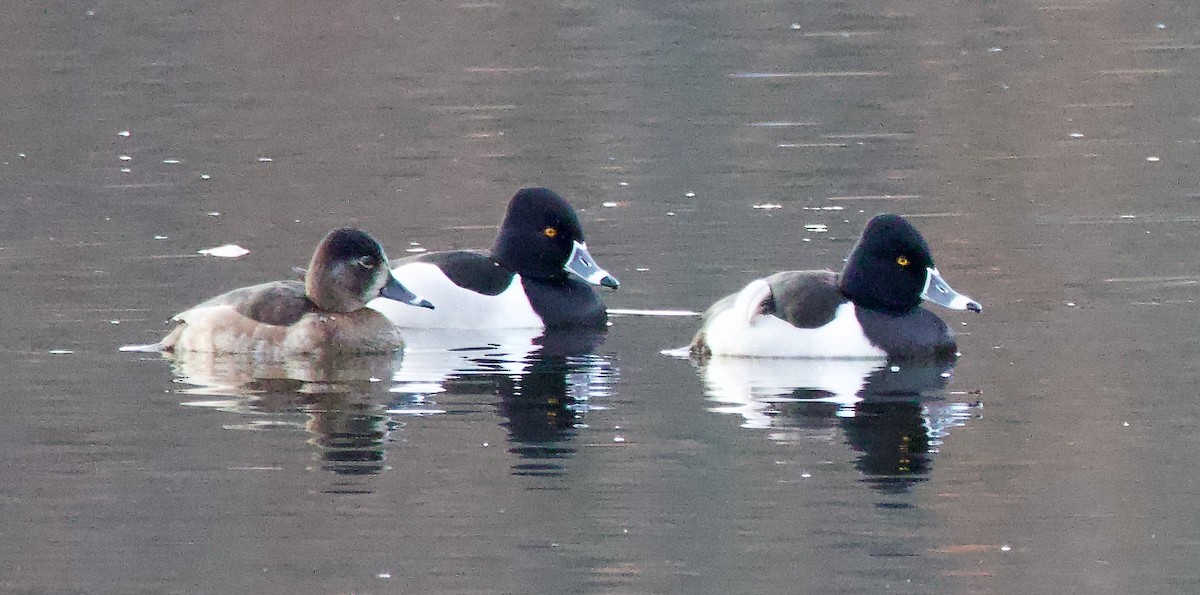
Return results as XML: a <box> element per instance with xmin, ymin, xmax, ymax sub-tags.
<box><xmin>701</xmin><ymin>357</ymin><xmax>885</xmax><ymax>428</ymax></box>
<box><xmin>388</xmin><ymin>328</ymin><xmax>616</xmax><ymax>411</ymax></box>
<box><xmin>390</xmin><ymin>327</ymin><xmax>544</xmax><ymax>387</ymax></box>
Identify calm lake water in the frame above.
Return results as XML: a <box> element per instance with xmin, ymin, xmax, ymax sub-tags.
<box><xmin>3</xmin><ymin>0</ymin><xmax>1200</xmax><ymax>593</ymax></box>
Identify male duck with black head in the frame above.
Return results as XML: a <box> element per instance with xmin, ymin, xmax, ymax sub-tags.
<box><xmin>691</xmin><ymin>214</ymin><xmax>982</xmax><ymax>360</ymax></box>
<box><xmin>369</xmin><ymin>187</ymin><xmax>620</xmax><ymax>330</ymax></box>
<box><xmin>154</xmin><ymin>228</ymin><xmax>433</xmax><ymax>356</ymax></box>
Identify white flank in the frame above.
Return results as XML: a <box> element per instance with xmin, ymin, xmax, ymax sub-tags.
<box><xmin>368</xmin><ymin>262</ymin><xmax>543</xmax><ymax>329</ymax></box>
<box><xmin>703</xmin><ymin>299</ymin><xmax>887</xmax><ymax>358</ymax></box>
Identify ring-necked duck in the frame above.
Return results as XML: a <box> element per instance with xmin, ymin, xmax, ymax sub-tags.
<box><xmin>155</xmin><ymin>228</ymin><xmax>433</xmax><ymax>356</ymax></box>
<box><xmin>369</xmin><ymin>187</ymin><xmax>619</xmax><ymax>330</ymax></box>
<box><xmin>690</xmin><ymin>214</ymin><xmax>981</xmax><ymax>359</ymax></box>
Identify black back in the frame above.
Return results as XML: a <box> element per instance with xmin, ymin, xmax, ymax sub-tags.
<box><xmin>839</xmin><ymin>214</ymin><xmax>935</xmax><ymax>315</ymax></box>
<box><xmin>491</xmin><ymin>188</ymin><xmax>587</xmax><ymax>282</ymax></box>
<box><xmin>764</xmin><ymin>270</ymin><xmax>846</xmax><ymax>328</ymax></box>
<box><xmin>401</xmin><ymin>250</ymin><xmax>515</xmax><ymax>296</ymax></box>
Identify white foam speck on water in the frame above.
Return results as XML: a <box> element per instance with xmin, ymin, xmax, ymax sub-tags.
<box><xmin>804</xmin><ymin>223</ymin><xmax>828</xmax><ymax>232</ymax></box>
<box><xmin>389</xmin><ymin>383</ymin><xmax>445</xmax><ymax>394</ymax></box>
<box><xmin>803</xmin><ymin>205</ymin><xmax>844</xmax><ymax>211</ymax></box>
<box><xmin>602</xmin><ymin>201</ymin><xmax>619</xmax><ymax>207</ymax></box>
<box><xmin>154</xmin><ymin>235</ymin><xmax>168</xmax><ymax>240</ymax></box>
<box><xmin>1001</xmin><ymin>545</ymin><xmax>1012</xmax><ymax>552</ymax></box>
<box><xmin>635</xmin><ymin>267</ymin><xmax>650</xmax><ymax>272</ymax></box>
<box><xmin>753</xmin><ymin>203</ymin><xmax>783</xmax><ymax>210</ymax></box>
<box><xmin>48</xmin><ymin>349</ymin><xmax>73</xmax><ymax>355</ymax></box>
<box><xmin>619</xmin><ymin>181</ymin><xmax>629</xmax><ymax>186</ymax></box>
<box><xmin>685</xmin><ymin>191</ymin><xmax>696</xmax><ymax>197</ymax></box>
<box><xmin>659</xmin><ymin>345</ymin><xmax>692</xmax><ymax>358</ymax></box>
<box><xmin>890</xmin><ymin>365</ymin><xmax>901</xmax><ymax>372</ymax></box>
<box><xmin>207</xmin><ymin>211</ymin><xmax>220</xmax><ymax>217</ymax></box>
<box><xmin>608</xmin><ymin>308</ymin><xmax>700</xmax><ymax>317</ymax></box>
<box><xmin>386</xmin><ymin>408</ymin><xmax>447</xmax><ymax>416</ymax></box>
<box><xmin>162</xmin><ymin>159</ymin><xmax>181</xmax><ymax>164</ymax></box>
<box><xmin>198</xmin><ymin>244</ymin><xmax>249</xmax><ymax>258</ymax></box>
<box><xmin>1069</xmin><ymin>132</ymin><xmax>1084</xmax><ymax>138</ymax></box>
<box><xmin>1146</xmin><ymin>156</ymin><xmax>1161</xmax><ymax>162</ymax></box>
<box><xmin>750</xmin><ymin>121</ymin><xmax>816</xmax><ymax>127</ymax></box>
<box><xmin>119</xmin><ymin>343</ymin><xmax>161</xmax><ymax>353</ymax></box>
<box><xmin>118</xmin><ymin>155</ymin><xmax>132</xmax><ymax>161</ymax></box>
<box><xmin>200</xmin><ymin>173</ymin><xmax>211</xmax><ymax>180</ymax></box>
<box><xmin>405</xmin><ymin>247</ymin><xmax>427</xmax><ymax>253</ymax></box>
<box><xmin>1156</xmin><ymin>22</ymin><xmax>1166</xmax><ymax>29</ymax></box>
<box><xmin>117</xmin><ymin>130</ymin><xmax>131</xmax><ymax>137</ymax></box>
<box><xmin>120</xmin><ymin>168</ymin><xmax>132</xmax><ymax>174</ymax></box>
<box><xmin>257</xmin><ymin>157</ymin><xmax>273</xmax><ymax>163</ymax></box>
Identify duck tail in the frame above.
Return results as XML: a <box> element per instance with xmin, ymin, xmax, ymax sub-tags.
<box><xmin>732</xmin><ymin>279</ymin><xmax>773</xmax><ymax>326</ymax></box>
<box><xmin>119</xmin><ymin>324</ymin><xmax>182</xmax><ymax>353</ymax></box>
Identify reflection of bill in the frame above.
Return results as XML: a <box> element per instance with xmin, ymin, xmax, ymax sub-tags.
<box><xmin>694</xmin><ymin>356</ymin><xmax>977</xmax><ymax>492</ymax></box>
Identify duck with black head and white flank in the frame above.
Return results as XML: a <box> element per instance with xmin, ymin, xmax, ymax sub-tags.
<box><xmin>369</xmin><ymin>187</ymin><xmax>620</xmax><ymax>331</ymax></box>
<box><xmin>691</xmin><ymin>214</ymin><xmax>981</xmax><ymax>360</ymax></box>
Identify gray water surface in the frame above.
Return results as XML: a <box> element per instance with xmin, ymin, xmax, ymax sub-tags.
<box><xmin>3</xmin><ymin>1</ymin><xmax>1200</xmax><ymax>593</ymax></box>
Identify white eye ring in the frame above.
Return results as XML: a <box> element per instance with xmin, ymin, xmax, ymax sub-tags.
<box><xmin>355</xmin><ymin>256</ymin><xmax>376</xmax><ymax>269</ymax></box>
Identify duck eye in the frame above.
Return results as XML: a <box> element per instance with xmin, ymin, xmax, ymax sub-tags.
<box><xmin>896</xmin><ymin>255</ymin><xmax>910</xmax><ymax>267</ymax></box>
<box><xmin>356</xmin><ymin>256</ymin><xmax>376</xmax><ymax>269</ymax></box>
<box><xmin>543</xmin><ymin>226</ymin><xmax>558</xmax><ymax>238</ymax></box>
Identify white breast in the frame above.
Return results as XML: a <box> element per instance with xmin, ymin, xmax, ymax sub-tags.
<box><xmin>367</xmin><ymin>262</ymin><xmax>544</xmax><ymax>329</ymax></box>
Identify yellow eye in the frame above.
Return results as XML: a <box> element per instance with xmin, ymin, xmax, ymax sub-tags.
<box><xmin>543</xmin><ymin>227</ymin><xmax>558</xmax><ymax>238</ymax></box>
<box><xmin>896</xmin><ymin>255</ymin><xmax>909</xmax><ymax>266</ymax></box>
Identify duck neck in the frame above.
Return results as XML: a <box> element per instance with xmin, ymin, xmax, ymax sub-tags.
<box><xmin>838</xmin><ymin>269</ymin><xmax>921</xmax><ymax>315</ymax></box>
<box><xmin>305</xmin><ymin>265</ymin><xmax>361</xmax><ymax>313</ymax></box>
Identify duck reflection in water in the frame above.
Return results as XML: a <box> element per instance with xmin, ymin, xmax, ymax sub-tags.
<box><xmin>390</xmin><ymin>328</ymin><xmax>615</xmax><ymax>477</ymax></box>
<box><xmin>695</xmin><ymin>355</ymin><xmax>977</xmax><ymax>492</ymax></box>
<box><xmin>169</xmin><ymin>348</ymin><xmax>405</xmax><ymax>477</ymax></box>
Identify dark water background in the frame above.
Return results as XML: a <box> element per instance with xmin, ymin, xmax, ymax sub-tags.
<box><xmin>3</xmin><ymin>0</ymin><xmax>1200</xmax><ymax>593</ymax></box>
